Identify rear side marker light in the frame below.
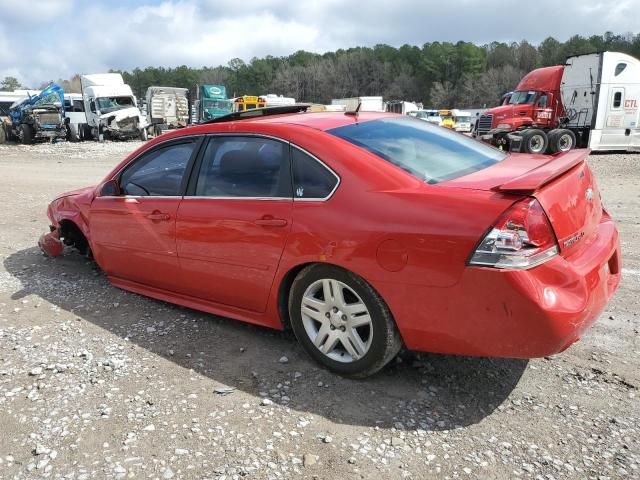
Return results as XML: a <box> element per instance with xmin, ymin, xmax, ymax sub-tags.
<box><xmin>469</xmin><ymin>198</ymin><xmax>559</xmax><ymax>270</ymax></box>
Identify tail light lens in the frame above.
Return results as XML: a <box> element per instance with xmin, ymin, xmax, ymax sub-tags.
<box><xmin>469</xmin><ymin>198</ymin><xmax>559</xmax><ymax>269</ymax></box>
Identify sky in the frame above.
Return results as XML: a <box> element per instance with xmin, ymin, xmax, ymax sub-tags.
<box><xmin>0</xmin><ymin>0</ymin><xmax>638</xmax><ymax>87</ymax></box>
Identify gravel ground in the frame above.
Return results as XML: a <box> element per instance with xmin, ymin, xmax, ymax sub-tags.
<box><xmin>0</xmin><ymin>141</ymin><xmax>638</xmax><ymax>480</ymax></box>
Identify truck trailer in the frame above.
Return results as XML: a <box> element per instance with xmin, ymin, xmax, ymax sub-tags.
<box><xmin>475</xmin><ymin>51</ymin><xmax>640</xmax><ymax>153</ymax></box>
<box><xmin>145</xmin><ymin>86</ymin><xmax>190</xmax><ymax>136</ymax></box>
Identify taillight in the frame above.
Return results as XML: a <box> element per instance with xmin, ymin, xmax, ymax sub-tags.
<box><xmin>468</xmin><ymin>198</ymin><xmax>559</xmax><ymax>269</ymax></box>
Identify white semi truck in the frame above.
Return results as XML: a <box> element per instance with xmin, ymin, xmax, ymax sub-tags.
<box><xmin>80</xmin><ymin>73</ymin><xmax>147</xmax><ymax>141</ymax></box>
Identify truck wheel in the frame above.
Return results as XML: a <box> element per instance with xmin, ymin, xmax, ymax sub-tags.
<box><xmin>139</xmin><ymin>128</ymin><xmax>148</xmax><ymax>141</ymax></box>
<box><xmin>549</xmin><ymin>129</ymin><xmax>576</xmax><ymax>153</ymax></box>
<box><xmin>4</xmin><ymin>125</ymin><xmax>14</xmax><ymax>141</ymax></box>
<box><xmin>68</xmin><ymin>124</ymin><xmax>80</xmax><ymax>142</ymax></box>
<box><xmin>0</xmin><ymin>126</ymin><xmax>5</xmax><ymax>144</ymax></box>
<box><xmin>522</xmin><ymin>129</ymin><xmax>548</xmax><ymax>154</ymax></box>
<box><xmin>20</xmin><ymin>124</ymin><xmax>34</xmax><ymax>145</ymax></box>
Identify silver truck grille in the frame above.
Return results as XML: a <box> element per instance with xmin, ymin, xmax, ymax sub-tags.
<box><xmin>477</xmin><ymin>114</ymin><xmax>493</xmax><ymax>135</ymax></box>
<box><xmin>37</xmin><ymin>112</ymin><xmax>61</xmax><ymax>125</ymax></box>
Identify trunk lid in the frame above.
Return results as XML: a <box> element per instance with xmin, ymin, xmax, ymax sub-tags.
<box><xmin>444</xmin><ymin>149</ymin><xmax>603</xmax><ymax>255</ymax></box>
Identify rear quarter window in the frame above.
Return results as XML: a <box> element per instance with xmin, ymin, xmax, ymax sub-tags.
<box><xmin>328</xmin><ymin>117</ymin><xmax>506</xmax><ymax>184</ymax></box>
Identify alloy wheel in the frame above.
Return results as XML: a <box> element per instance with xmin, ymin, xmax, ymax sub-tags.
<box><xmin>300</xmin><ymin>278</ymin><xmax>373</xmax><ymax>363</ymax></box>
<box><xmin>558</xmin><ymin>133</ymin><xmax>573</xmax><ymax>151</ymax></box>
<box><xmin>529</xmin><ymin>134</ymin><xmax>545</xmax><ymax>153</ymax></box>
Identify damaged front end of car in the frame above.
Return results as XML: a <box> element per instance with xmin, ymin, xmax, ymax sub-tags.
<box><xmin>38</xmin><ymin>187</ymin><xmax>95</xmax><ymax>257</ymax></box>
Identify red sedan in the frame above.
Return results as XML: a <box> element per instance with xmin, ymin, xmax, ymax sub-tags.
<box><xmin>39</xmin><ymin>109</ymin><xmax>621</xmax><ymax>377</ymax></box>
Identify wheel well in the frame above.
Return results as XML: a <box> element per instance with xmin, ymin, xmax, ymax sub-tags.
<box><xmin>58</xmin><ymin>219</ymin><xmax>89</xmax><ymax>255</ymax></box>
<box><xmin>277</xmin><ymin>262</ymin><xmax>316</xmax><ymax>330</ymax></box>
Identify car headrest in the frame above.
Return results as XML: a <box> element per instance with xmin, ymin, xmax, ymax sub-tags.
<box><xmin>219</xmin><ymin>150</ymin><xmax>263</xmax><ymax>178</ymax></box>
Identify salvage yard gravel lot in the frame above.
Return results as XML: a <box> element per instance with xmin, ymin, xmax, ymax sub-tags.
<box><xmin>0</xmin><ymin>141</ymin><xmax>638</xmax><ymax>480</ymax></box>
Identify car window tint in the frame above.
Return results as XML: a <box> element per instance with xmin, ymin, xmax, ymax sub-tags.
<box><xmin>195</xmin><ymin>137</ymin><xmax>291</xmax><ymax>198</ymax></box>
<box><xmin>292</xmin><ymin>148</ymin><xmax>338</xmax><ymax>199</ymax></box>
<box><xmin>328</xmin><ymin>117</ymin><xmax>506</xmax><ymax>184</ymax></box>
<box><xmin>120</xmin><ymin>142</ymin><xmax>196</xmax><ymax>196</ymax></box>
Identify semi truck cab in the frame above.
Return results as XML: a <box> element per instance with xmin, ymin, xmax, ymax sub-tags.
<box><xmin>475</xmin><ymin>52</ymin><xmax>640</xmax><ymax>153</ymax></box>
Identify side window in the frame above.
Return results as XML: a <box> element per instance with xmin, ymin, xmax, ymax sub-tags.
<box><xmin>537</xmin><ymin>94</ymin><xmax>547</xmax><ymax>109</ymax></box>
<box><xmin>194</xmin><ymin>137</ymin><xmax>291</xmax><ymax>198</ymax></box>
<box><xmin>614</xmin><ymin>63</ymin><xmax>627</xmax><ymax>76</ymax></box>
<box><xmin>612</xmin><ymin>90</ymin><xmax>623</xmax><ymax>109</ymax></box>
<box><xmin>292</xmin><ymin>148</ymin><xmax>339</xmax><ymax>199</ymax></box>
<box><xmin>120</xmin><ymin>141</ymin><xmax>196</xmax><ymax>196</ymax></box>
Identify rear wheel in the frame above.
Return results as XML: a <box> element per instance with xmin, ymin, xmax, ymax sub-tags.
<box><xmin>522</xmin><ymin>129</ymin><xmax>548</xmax><ymax>154</ymax></box>
<box><xmin>549</xmin><ymin>129</ymin><xmax>576</xmax><ymax>153</ymax></box>
<box><xmin>289</xmin><ymin>264</ymin><xmax>403</xmax><ymax>378</ymax></box>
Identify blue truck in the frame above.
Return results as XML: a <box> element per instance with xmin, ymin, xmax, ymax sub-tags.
<box><xmin>197</xmin><ymin>84</ymin><xmax>232</xmax><ymax>122</ymax></box>
<box><xmin>5</xmin><ymin>83</ymin><xmax>66</xmax><ymax>144</ymax></box>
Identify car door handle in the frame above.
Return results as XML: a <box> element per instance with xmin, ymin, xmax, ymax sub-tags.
<box><xmin>146</xmin><ymin>211</ymin><xmax>171</xmax><ymax>221</ymax></box>
<box><xmin>254</xmin><ymin>216</ymin><xmax>288</xmax><ymax>227</ymax></box>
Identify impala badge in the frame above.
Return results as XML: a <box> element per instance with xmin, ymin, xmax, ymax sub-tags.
<box><xmin>585</xmin><ymin>188</ymin><xmax>594</xmax><ymax>201</ymax></box>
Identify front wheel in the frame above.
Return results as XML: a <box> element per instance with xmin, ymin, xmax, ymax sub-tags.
<box><xmin>20</xmin><ymin>124</ymin><xmax>34</xmax><ymax>144</ymax></box>
<box><xmin>289</xmin><ymin>264</ymin><xmax>403</xmax><ymax>378</ymax></box>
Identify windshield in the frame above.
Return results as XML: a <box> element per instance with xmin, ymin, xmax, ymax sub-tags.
<box><xmin>328</xmin><ymin>117</ymin><xmax>506</xmax><ymax>184</ymax></box>
<box><xmin>415</xmin><ymin>111</ymin><xmax>439</xmax><ymax>119</ymax></box>
<box><xmin>96</xmin><ymin>96</ymin><xmax>135</xmax><ymax>114</ymax></box>
<box><xmin>203</xmin><ymin>99</ymin><xmax>232</xmax><ymax>110</ymax></box>
<box><xmin>456</xmin><ymin>116</ymin><xmax>471</xmax><ymax>123</ymax></box>
<box><xmin>509</xmin><ymin>91</ymin><xmax>538</xmax><ymax>105</ymax></box>
<box><xmin>0</xmin><ymin>101</ymin><xmax>12</xmax><ymax>116</ymax></box>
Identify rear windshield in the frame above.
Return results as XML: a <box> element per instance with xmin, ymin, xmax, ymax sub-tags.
<box><xmin>328</xmin><ymin>117</ymin><xmax>506</xmax><ymax>184</ymax></box>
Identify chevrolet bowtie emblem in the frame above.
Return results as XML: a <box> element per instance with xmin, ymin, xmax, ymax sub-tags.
<box><xmin>585</xmin><ymin>188</ymin><xmax>594</xmax><ymax>201</ymax></box>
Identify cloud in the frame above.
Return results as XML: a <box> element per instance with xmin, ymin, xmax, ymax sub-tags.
<box><xmin>0</xmin><ymin>0</ymin><xmax>638</xmax><ymax>87</ymax></box>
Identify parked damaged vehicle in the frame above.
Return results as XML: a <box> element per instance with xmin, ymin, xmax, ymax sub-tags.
<box><xmin>4</xmin><ymin>83</ymin><xmax>66</xmax><ymax>144</ymax></box>
<box><xmin>81</xmin><ymin>74</ymin><xmax>148</xmax><ymax>141</ymax></box>
<box><xmin>39</xmin><ymin>108</ymin><xmax>622</xmax><ymax>377</ymax></box>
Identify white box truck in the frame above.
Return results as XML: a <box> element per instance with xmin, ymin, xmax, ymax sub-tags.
<box><xmin>331</xmin><ymin>96</ymin><xmax>385</xmax><ymax>112</ymax></box>
<box><xmin>80</xmin><ymin>73</ymin><xmax>148</xmax><ymax>141</ymax></box>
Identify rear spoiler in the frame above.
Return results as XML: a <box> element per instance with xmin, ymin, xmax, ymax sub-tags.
<box><xmin>496</xmin><ymin>149</ymin><xmax>590</xmax><ymax>194</ymax></box>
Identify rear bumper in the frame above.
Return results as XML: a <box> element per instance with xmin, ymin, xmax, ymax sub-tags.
<box><xmin>389</xmin><ymin>215</ymin><xmax>621</xmax><ymax>358</ymax></box>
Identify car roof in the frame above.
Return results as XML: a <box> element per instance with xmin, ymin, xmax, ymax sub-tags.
<box><xmin>217</xmin><ymin>111</ymin><xmax>395</xmax><ymax>131</ymax></box>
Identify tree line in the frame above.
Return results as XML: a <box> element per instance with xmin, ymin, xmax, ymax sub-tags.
<box><xmin>3</xmin><ymin>32</ymin><xmax>639</xmax><ymax>109</ymax></box>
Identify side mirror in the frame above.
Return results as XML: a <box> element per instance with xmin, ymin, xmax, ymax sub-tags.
<box><xmin>89</xmin><ymin>100</ymin><xmax>96</xmax><ymax>113</ymax></box>
<box><xmin>99</xmin><ymin>179</ymin><xmax>121</xmax><ymax>197</ymax></box>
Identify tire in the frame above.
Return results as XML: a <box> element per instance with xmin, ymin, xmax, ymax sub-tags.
<box><xmin>0</xmin><ymin>125</ymin><xmax>5</xmax><ymax>144</ymax></box>
<box><xmin>4</xmin><ymin>125</ymin><xmax>14</xmax><ymax>141</ymax></box>
<box><xmin>289</xmin><ymin>264</ymin><xmax>403</xmax><ymax>378</ymax></box>
<box><xmin>549</xmin><ymin>129</ymin><xmax>576</xmax><ymax>153</ymax></box>
<box><xmin>522</xmin><ymin>129</ymin><xmax>548</xmax><ymax>154</ymax></box>
<box><xmin>68</xmin><ymin>124</ymin><xmax>79</xmax><ymax>142</ymax></box>
<box><xmin>20</xmin><ymin>124</ymin><xmax>34</xmax><ymax>145</ymax></box>
<box><xmin>139</xmin><ymin>128</ymin><xmax>148</xmax><ymax>141</ymax></box>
